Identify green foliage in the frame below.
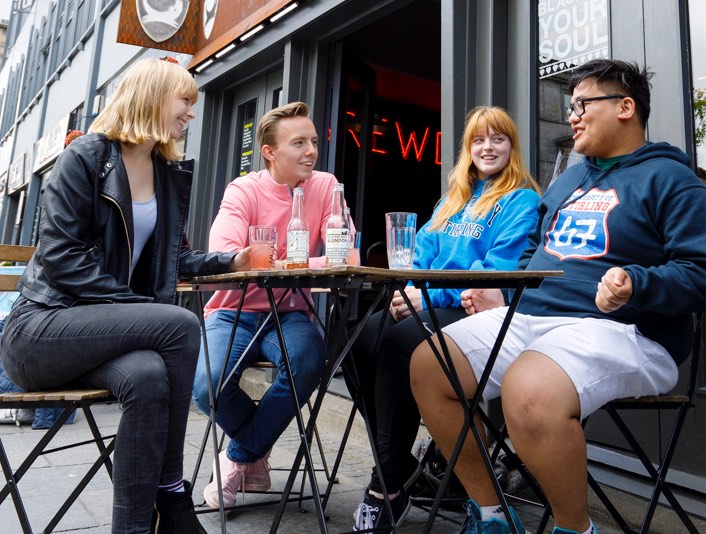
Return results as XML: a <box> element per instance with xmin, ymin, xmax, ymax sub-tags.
<box><xmin>695</xmin><ymin>88</ymin><xmax>706</xmax><ymax>147</ymax></box>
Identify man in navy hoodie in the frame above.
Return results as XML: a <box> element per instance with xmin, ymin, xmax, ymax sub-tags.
<box><xmin>410</xmin><ymin>59</ymin><xmax>706</xmax><ymax>534</ymax></box>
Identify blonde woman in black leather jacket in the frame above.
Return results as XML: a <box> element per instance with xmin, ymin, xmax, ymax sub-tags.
<box><xmin>0</xmin><ymin>57</ymin><xmax>249</xmax><ymax>534</ymax></box>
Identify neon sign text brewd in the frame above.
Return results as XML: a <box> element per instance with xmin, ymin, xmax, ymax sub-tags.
<box><xmin>345</xmin><ymin>113</ymin><xmax>442</xmax><ymax>166</ymax></box>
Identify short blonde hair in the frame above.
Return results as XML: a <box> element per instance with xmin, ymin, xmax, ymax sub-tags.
<box><xmin>430</xmin><ymin>106</ymin><xmax>540</xmax><ymax>230</ymax></box>
<box><xmin>256</xmin><ymin>102</ymin><xmax>310</xmax><ymax>168</ymax></box>
<box><xmin>89</xmin><ymin>58</ymin><xmax>198</xmax><ymax>161</ymax></box>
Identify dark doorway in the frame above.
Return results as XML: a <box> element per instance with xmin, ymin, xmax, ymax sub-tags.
<box><xmin>325</xmin><ymin>0</ymin><xmax>442</xmax><ymax>261</ymax></box>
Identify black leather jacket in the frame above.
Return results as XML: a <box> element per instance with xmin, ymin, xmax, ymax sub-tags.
<box><xmin>18</xmin><ymin>134</ymin><xmax>234</xmax><ymax>307</ymax></box>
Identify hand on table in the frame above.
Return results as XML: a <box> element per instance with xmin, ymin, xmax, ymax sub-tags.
<box><xmin>389</xmin><ymin>287</ymin><xmax>423</xmax><ymax>322</ymax></box>
<box><xmin>460</xmin><ymin>288</ymin><xmax>504</xmax><ymax>315</ymax></box>
<box><xmin>595</xmin><ymin>267</ymin><xmax>633</xmax><ymax>313</ymax></box>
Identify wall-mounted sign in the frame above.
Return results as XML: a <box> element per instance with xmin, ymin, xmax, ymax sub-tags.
<box><xmin>238</xmin><ymin>101</ymin><xmax>257</xmax><ymax>176</ymax></box>
<box><xmin>8</xmin><ymin>154</ymin><xmax>26</xmax><ymax>194</ymax></box>
<box><xmin>117</xmin><ymin>0</ymin><xmax>198</xmax><ymax>53</ymax></box>
<box><xmin>117</xmin><ymin>0</ymin><xmax>296</xmax><ymax>69</ymax></box>
<box><xmin>32</xmin><ymin>113</ymin><xmax>71</xmax><ymax>173</ymax></box>
<box><xmin>137</xmin><ymin>0</ymin><xmax>192</xmax><ymax>43</ymax></box>
<box><xmin>538</xmin><ymin>0</ymin><xmax>609</xmax><ymax>79</ymax></box>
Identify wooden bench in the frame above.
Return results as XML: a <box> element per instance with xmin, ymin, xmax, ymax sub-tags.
<box><xmin>0</xmin><ymin>244</ymin><xmax>116</xmax><ymax>533</ymax></box>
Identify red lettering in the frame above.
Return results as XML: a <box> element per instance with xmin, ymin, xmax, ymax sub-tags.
<box><xmin>347</xmin><ymin>128</ymin><xmax>361</xmax><ymax>148</ymax></box>
<box><xmin>372</xmin><ymin>131</ymin><xmax>387</xmax><ymax>155</ymax></box>
<box><xmin>435</xmin><ymin>131</ymin><xmax>442</xmax><ymax>165</ymax></box>
<box><xmin>395</xmin><ymin>122</ymin><xmax>429</xmax><ymax>162</ymax></box>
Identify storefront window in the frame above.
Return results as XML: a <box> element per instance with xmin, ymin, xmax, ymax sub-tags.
<box><xmin>689</xmin><ymin>0</ymin><xmax>706</xmax><ymax>175</ymax></box>
<box><xmin>536</xmin><ymin>0</ymin><xmax>610</xmax><ymax>190</ymax></box>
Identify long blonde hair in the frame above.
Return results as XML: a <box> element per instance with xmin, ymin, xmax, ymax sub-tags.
<box><xmin>89</xmin><ymin>58</ymin><xmax>198</xmax><ymax>161</ymax></box>
<box><xmin>430</xmin><ymin>106</ymin><xmax>539</xmax><ymax>231</ymax></box>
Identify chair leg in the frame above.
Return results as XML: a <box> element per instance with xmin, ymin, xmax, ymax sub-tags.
<box><xmin>0</xmin><ymin>438</ymin><xmax>34</xmax><ymax>533</ymax></box>
<box><xmin>603</xmin><ymin>405</ymin><xmax>699</xmax><ymax>534</ymax></box>
<box><xmin>0</xmin><ymin>400</ymin><xmax>116</xmax><ymax>534</ymax></box>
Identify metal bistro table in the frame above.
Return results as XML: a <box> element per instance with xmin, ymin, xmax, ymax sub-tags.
<box><xmin>386</xmin><ymin>268</ymin><xmax>563</xmax><ymax>534</ymax></box>
<box><xmin>179</xmin><ymin>266</ymin><xmax>561</xmax><ymax>533</ymax></box>
<box><xmin>178</xmin><ymin>266</ymin><xmax>394</xmax><ymax>533</ymax></box>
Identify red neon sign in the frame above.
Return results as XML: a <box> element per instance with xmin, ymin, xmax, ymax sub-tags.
<box><xmin>395</xmin><ymin>122</ymin><xmax>429</xmax><ymax>163</ymax></box>
<box><xmin>343</xmin><ymin>113</ymin><xmax>441</xmax><ymax>165</ymax></box>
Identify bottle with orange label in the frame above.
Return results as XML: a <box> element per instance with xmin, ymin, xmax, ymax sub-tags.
<box><xmin>286</xmin><ymin>187</ymin><xmax>309</xmax><ymax>269</ymax></box>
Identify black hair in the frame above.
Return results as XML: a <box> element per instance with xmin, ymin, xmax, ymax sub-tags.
<box><xmin>568</xmin><ymin>59</ymin><xmax>654</xmax><ymax>129</ymax></box>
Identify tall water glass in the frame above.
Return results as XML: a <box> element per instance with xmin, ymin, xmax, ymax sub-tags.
<box><xmin>385</xmin><ymin>212</ymin><xmax>417</xmax><ymax>269</ymax></box>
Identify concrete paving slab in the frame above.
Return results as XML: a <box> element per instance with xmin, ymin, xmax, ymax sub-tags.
<box><xmin>1</xmin><ymin>372</ymin><xmax>704</xmax><ymax>533</ymax></box>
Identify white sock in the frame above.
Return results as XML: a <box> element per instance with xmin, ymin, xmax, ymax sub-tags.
<box><xmin>159</xmin><ymin>480</ymin><xmax>185</xmax><ymax>493</ymax></box>
<box><xmin>479</xmin><ymin>504</ymin><xmax>505</xmax><ymax>522</ymax></box>
<box><xmin>580</xmin><ymin>521</ymin><xmax>596</xmax><ymax>534</ymax></box>
<box><xmin>368</xmin><ymin>489</ymin><xmax>399</xmax><ymax>500</ymax></box>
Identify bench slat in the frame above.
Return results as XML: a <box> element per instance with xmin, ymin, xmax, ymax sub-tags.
<box><xmin>0</xmin><ymin>389</ymin><xmax>111</xmax><ymax>403</ymax></box>
<box><xmin>0</xmin><ymin>274</ymin><xmax>21</xmax><ymax>291</ymax></box>
<box><xmin>609</xmin><ymin>394</ymin><xmax>689</xmax><ymax>404</ymax></box>
<box><xmin>0</xmin><ymin>244</ymin><xmax>35</xmax><ymax>263</ymax></box>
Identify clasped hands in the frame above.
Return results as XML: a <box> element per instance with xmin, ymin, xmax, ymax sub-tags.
<box><xmin>458</xmin><ymin>266</ymin><xmax>632</xmax><ymax>316</ymax></box>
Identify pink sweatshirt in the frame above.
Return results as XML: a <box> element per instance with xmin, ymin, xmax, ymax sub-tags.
<box><xmin>204</xmin><ymin>169</ymin><xmax>348</xmax><ymax>317</ymax></box>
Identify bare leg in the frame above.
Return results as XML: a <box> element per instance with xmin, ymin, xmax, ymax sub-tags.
<box><xmin>502</xmin><ymin>350</ymin><xmax>590</xmax><ymax>532</ymax></box>
<box><xmin>410</xmin><ymin>334</ymin><xmax>496</xmax><ymax>505</ymax></box>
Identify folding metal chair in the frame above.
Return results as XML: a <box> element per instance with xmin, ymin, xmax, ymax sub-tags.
<box><xmin>0</xmin><ymin>389</ymin><xmax>116</xmax><ymax>533</ymax></box>
<box><xmin>186</xmin><ymin>285</ymin><xmax>336</xmax><ymax>531</ymax></box>
<box><xmin>0</xmin><ymin>244</ymin><xmax>116</xmax><ymax>534</ymax></box>
<box><xmin>582</xmin><ymin>312</ymin><xmax>704</xmax><ymax>534</ymax></box>
<box><xmin>533</xmin><ymin>312</ymin><xmax>704</xmax><ymax>534</ymax></box>
<box><xmin>190</xmin><ymin>359</ymin><xmax>335</xmax><ymax>514</ymax></box>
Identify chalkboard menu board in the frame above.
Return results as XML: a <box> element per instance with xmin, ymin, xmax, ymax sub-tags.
<box><xmin>238</xmin><ymin>100</ymin><xmax>257</xmax><ymax>176</ymax></box>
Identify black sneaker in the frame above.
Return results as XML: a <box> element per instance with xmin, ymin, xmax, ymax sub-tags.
<box><xmin>352</xmin><ymin>487</ymin><xmax>412</xmax><ymax>532</ymax></box>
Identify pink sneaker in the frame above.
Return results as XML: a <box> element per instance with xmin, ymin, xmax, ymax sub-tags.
<box><xmin>203</xmin><ymin>451</ymin><xmax>247</xmax><ymax>509</ymax></box>
<box><xmin>244</xmin><ymin>450</ymin><xmax>272</xmax><ymax>491</ymax></box>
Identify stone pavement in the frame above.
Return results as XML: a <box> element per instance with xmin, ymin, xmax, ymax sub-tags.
<box><xmin>1</xmin><ymin>368</ymin><xmax>704</xmax><ymax>533</ymax></box>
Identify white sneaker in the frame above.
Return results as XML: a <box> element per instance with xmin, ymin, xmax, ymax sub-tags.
<box><xmin>0</xmin><ymin>408</ymin><xmax>34</xmax><ymax>426</ymax></box>
<box><xmin>203</xmin><ymin>451</ymin><xmax>247</xmax><ymax>510</ymax></box>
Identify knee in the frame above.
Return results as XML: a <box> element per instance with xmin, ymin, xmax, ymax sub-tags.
<box><xmin>501</xmin><ymin>367</ymin><xmax>556</xmax><ymax>438</ymax></box>
<box><xmin>177</xmin><ymin>308</ymin><xmax>202</xmax><ymax>355</ymax></box>
<box><xmin>409</xmin><ymin>338</ymin><xmax>439</xmax><ymax>398</ymax></box>
<box><xmin>192</xmin><ymin>378</ymin><xmax>210</xmax><ymax>414</ymax></box>
<box><xmin>120</xmin><ymin>355</ymin><xmax>170</xmax><ymax>404</ymax></box>
<box><xmin>191</xmin><ymin>357</ymin><xmax>212</xmax><ymax>414</ymax></box>
<box><xmin>289</xmin><ymin>342</ymin><xmax>325</xmax><ymax>393</ymax></box>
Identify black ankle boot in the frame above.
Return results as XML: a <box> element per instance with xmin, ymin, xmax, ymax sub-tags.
<box><xmin>154</xmin><ymin>481</ymin><xmax>207</xmax><ymax>534</ymax></box>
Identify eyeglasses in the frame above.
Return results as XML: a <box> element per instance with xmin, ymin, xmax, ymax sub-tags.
<box><xmin>564</xmin><ymin>94</ymin><xmax>626</xmax><ymax>121</ymax></box>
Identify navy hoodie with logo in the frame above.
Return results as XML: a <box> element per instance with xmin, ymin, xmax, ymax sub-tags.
<box><xmin>516</xmin><ymin>142</ymin><xmax>706</xmax><ymax>364</ymax></box>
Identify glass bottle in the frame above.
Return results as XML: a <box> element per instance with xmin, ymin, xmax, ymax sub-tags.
<box><xmin>325</xmin><ymin>183</ymin><xmax>349</xmax><ymax>266</ymax></box>
<box><xmin>286</xmin><ymin>187</ymin><xmax>310</xmax><ymax>269</ymax></box>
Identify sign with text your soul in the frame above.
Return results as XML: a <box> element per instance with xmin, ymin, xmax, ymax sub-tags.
<box><xmin>538</xmin><ymin>0</ymin><xmax>609</xmax><ymax>79</ymax></box>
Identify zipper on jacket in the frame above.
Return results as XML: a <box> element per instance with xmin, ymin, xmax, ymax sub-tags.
<box><xmin>100</xmin><ymin>193</ymin><xmax>133</xmax><ymax>284</ymax></box>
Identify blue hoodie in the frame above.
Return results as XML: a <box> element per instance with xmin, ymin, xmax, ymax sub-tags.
<box><xmin>517</xmin><ymin>142</ymin><xmax>706</xmax><ymax>364</ymax></box>
<box><xmin>414</xmin><ymin>180</ymin><xmax>540</xmax><ymax>309</ymax></box>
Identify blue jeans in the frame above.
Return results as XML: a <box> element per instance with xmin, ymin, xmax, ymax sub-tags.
<box><xmin>0</xmin><ymin>297</ymin><xmax>201</xmax><ymax>534</ymax></box>
<box><xmin>192</xmin><ymin>309</ymin><xmax>325</xmax><ymax>463</ymax></box>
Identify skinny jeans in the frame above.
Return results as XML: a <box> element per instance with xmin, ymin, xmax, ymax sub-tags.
<box><xmin>345</xmin><ymin>306</ymin><xmax>466</xmax><ymax>494</ymax></box>
<box><xmin>0</xmin><ymin>296</ymin><xmax>201</xmax><ymax>534</ymax></box>
<box><xmin>192</xmin><ymin>309</ymin><xmax>325</xmax><ymax>463</ymax></box>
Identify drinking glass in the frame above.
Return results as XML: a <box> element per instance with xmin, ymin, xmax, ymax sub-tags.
<box><xmin>385</xmin><ymin>212</ymin><xmax>416</xmax><ymax>269</ymax></box>
<box><xmin>348</xmin><ymin>231</ymin><xmax>362</xmax><ymax>267</ymax></box>
<box><xmin>249</xmin><ymin>225</ymin><xmax>277</xmax><ymax>270</ymax></box>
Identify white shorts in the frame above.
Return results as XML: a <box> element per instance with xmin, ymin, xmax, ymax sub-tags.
<box><xmin>442</xmin><ymin>308</ymin><xmax>678</xmax><ymax>420</ymax></box>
